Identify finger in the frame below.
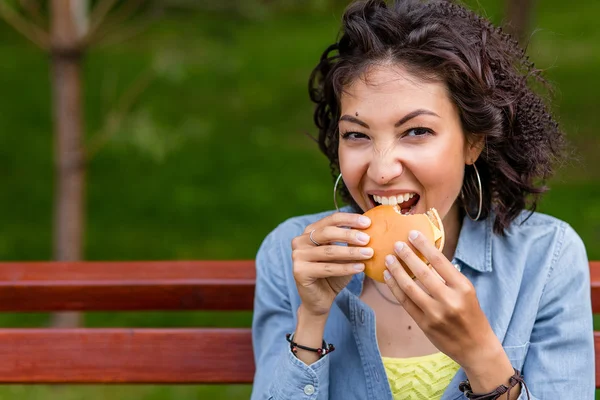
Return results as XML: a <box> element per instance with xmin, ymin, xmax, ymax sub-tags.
<box><xmin>305</xmin><ymin>212</ymin><xmax>371</xmax><ymax>235</ymax></box>
<box><xmin>407</xmin><ymin>230</ymin><xmax>462</xmax><ymax>287</ymax></box>
<box><xmin>382</xmin><ymin>262</ymin><xmax>424</xmax><ymax>322</ymax></box>
<box><xmin>384</xmin><ymin>253</ymin><xmax>434</xmax><ymax>311</ymax></box>
<box><xmin>393</xmin><ymin>240</ymin><xmax>449</xmax><ymax>295</ymax></box>
<box><xmin>296</xmin><ymin>244</ymin><xmax>374</xmax><ymax>262</ymax></box>
<box><xmin>296</xmin><ymin>261</ymin><xmax>366</xmax><ymax>280</ymax></box>
<box><xmin>306</xmin><ymin>225</ymin><xmax>371</xmax><ymax>247</ymax></box>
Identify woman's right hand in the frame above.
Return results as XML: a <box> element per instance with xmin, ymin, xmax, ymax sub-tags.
<box><xmin>291</xmin><ymin>212</ymin><xmax>373</xmax><ymax>318</ymax></box>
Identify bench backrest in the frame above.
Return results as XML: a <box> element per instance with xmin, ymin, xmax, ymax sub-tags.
<box><xmin>0</xmin><ymin>260</ymin><xmax>598</xmax><ymax>386</ymax></box>
<box><xmin>0</xmin><ymin>261</ymin><xmax>255</xmax><ymax>384</ymax></box>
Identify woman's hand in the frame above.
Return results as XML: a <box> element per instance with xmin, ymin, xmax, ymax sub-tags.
<box><xmin>382</xmin><ymin>230</ymin><xmax>512</xmax><ymax>378</ymax></box>
<box><xmin>291</xmin><ymin>212</ymin><xmax>373</xmax><ymax>318</ymax></box>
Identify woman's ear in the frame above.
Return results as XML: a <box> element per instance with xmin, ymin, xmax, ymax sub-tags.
<box><xmin>465</xmin><ymin>136</ymin><xmax>485</xmax><ymax>165</ymax></box>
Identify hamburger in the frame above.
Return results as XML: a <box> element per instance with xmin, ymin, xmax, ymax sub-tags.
<box><xmin>358</xmin><ymin>205</ymin><xmax>445</xmax><ymax>282</ymax></box>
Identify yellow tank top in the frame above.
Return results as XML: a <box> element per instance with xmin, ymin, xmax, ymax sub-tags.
<box><xmin>382</xmin><ymin>352</ymin><xmax>460</xmax><ymax>400</ymax></box>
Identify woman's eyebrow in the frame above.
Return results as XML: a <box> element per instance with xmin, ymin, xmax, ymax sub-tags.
<box><xmin>339</xmin><ymin>109</ymin><xmax>440</xmax><ymax>129</ymax></box>
<box><xmin>394</xmin><ymin>109</ymin><xmax>440</xmax><ymax>127</ymax></box>
<box><xmin>339</xmin><ymin>115</ymin><xmax>369</xmax><ymax>128</ymax></box>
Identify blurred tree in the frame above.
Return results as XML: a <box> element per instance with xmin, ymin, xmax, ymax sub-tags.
<box><xmin>504</xmin><ymin>0</ymin><xmax>536</xmax><ymax>46</ymax></box>
<box><xmin>49</xmin><ymin>0</ymin><xmax>87</xmax><ymax>329</ymax></box>
<box><xmin>0</xmin><ymin>0</ymin><xmax>164</xmax><ymax>327</ymax></box>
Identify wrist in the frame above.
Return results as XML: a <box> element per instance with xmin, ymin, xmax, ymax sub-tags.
<box><xmin>460</xmin><ymin>366</ymin><xmax>524</xmax><ymax>400</ymax></box>
<box><xmin>298</xmin><ymin>303</ymin><xmax>329</xmax><ymax>325</ymax></box>
<box><xmin>462</xmin><ymin>345</ymin><xmax>516</xmax><ymax>394</ymax></box>
<box><xmin>293</xmin><ymin>305</ymin><xmax>329</xmax><ymax>365</ymax></box>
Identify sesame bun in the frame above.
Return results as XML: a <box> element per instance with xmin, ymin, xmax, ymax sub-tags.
<box><xmin>359</xmin><ymin>205</ymin><xmax>445</xmax><ymax>282</ymax></box>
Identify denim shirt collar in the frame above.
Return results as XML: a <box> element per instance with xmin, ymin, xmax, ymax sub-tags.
<box><xmin>453</xmin><ymin>213</ymin><xmax>494</xmax><ymax>273</ymax></box>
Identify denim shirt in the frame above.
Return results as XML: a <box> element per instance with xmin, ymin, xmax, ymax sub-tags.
<box><xmin>251</xmin><ymin>207</ymin><xmax>595</xmax><ymax>399</ymax></box>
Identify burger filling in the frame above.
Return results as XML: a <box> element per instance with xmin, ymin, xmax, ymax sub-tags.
<box><xmin>427</xmin><ymin>216</ymin><xmax>443</xmax><ymax>243</ymax></box>
<box><xmin>426</xmin><ymin>209</ymin><xmax>444</xmax><ymax>248</ymax></box>
<box><xmin>370</xmin><ymin>193</ymin><xmax>419</xmax><ymax>215</ymax></box>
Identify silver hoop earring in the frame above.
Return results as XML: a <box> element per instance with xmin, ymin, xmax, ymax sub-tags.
<box><xmin>460</xmin><ymin>163</ymin><xmax>482</xmax><ymax>221</ymax></box>
<box><xmin>333</xmin><ymin>173</ymin><xmax>343</xmax><ymax>212</ymax></box>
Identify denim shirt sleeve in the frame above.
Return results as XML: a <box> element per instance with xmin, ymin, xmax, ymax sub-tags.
<box><xmin>518</xmin><ymin>224</ymin><xmax>595</xmax><ymax>399</ymax></box>
<box><xmin>250</xmin><ymin>223</ymin><xmax>330</xmax><ymax>400</ymax></box>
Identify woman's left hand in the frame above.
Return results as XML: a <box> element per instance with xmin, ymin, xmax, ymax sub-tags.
<box><xmin>383</xmin><ymin>229</ymin><xmax>503</xmax><ymax>371</ymax></box>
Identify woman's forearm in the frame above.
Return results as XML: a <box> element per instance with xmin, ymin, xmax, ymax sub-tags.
<box><xmin>293</xmin><ymin>304</ymin><xmax>329</xmax><ymax>365</ymax></box>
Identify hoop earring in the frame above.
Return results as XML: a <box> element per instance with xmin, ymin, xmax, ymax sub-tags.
<box><xmin>333</xmin><ymin>173</ymin><xmax>343</xmax><ymax>212</ymax></box>
<box><xmin>460</xmin><ymin>163</ymin><xmax>482</xmax><ymax>221</ymax></box>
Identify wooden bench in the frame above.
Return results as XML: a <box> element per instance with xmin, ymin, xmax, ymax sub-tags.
<box><xmin>0</xmin><ymin>260</ymin><xmax>598</xmax><ymax>387</ymax></box>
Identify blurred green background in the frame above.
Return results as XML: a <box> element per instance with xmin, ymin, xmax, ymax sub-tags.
<box><xmin>0</xmin><ymin>0</ymin><xmax>598</xmax><ymax>398</ymax></box>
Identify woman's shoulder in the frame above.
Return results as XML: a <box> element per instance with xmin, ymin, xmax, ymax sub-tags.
<box><xmin>507</xmin><ymin>210</ymin><xmax>583</xmax><ymax>245</ymax></box>
<box><xmin>501</xmin><ymin>210</ymin><xmax>587</xmax><ymax>268</ymax></box>
<box><xmin>510</xmin><ymin>209</ymin><xmax>568</xmax><ymax>227</ymax></box>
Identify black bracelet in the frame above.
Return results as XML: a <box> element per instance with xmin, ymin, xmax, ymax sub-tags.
<box><xmin>285</xmin><ymin>333</ymin><xmax>335</xmax><ymax>357</ymax></box>
<box><xmin>458</xmin><ymin>368</ymin><xmax>530</xmax><ymax>400</ymax></box>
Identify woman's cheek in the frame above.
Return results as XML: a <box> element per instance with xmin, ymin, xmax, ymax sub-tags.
<box><xmin>340</xmin><ymin>149</ymin><xmax>370</xmax><ymax>206</ymax></box>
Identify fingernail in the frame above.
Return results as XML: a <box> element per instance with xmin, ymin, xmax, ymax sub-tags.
<box><xmin>395</xmin><ymin>241</ymin><xmax>404</xmax><ymax>251</ymax></box>
<box><xmin>408</xmin><ymin>230</ymin><xmax>419</xmax><ymax>241</ymax></box>
<box><xmin>356</xmin><ymin>232</ymin><xmax>370</xmax><ymax>243</ymax></box>
<box><xmin>383</xmin><ymin>270</ymin><xmax>392</xmax><ymax>280</ymax></box>
<box><xmin>354</xmin><ymin>263</ymin><xmax>365</xmax><ymax>271</ymax></box>
<box><xmin>385</xmin><ymin>254</ymin><xmax>395</xmax><ymax>266</ymax></box>
<box><xmin>360</xmin><ymin>247</ymin><xmax>373</xmax><ymax>256</ymax></box>
<box><xmin>358</xmin><ymin>216</ymin><xmax>371</xmax><ymax>226</ymax></box>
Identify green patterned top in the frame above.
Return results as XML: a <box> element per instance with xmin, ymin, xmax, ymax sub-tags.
<box><xmin>382</xmin><ymin>352</ymin><xmax>460</xmax><ymax>399</ymax></box>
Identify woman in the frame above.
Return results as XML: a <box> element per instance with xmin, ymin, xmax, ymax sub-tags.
<box><xmin>251</xmin><ymin>1</ymin><xmax>594</xmax><ymax>399</ymax></box>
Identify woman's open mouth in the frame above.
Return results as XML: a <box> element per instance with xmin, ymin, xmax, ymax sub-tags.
<box><xmin>368</xmin><ymin>193</ymin><xmax>420</xmax><ymax>214</ymax></box>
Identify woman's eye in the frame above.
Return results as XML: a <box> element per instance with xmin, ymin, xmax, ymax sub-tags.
<box><xmin>341</xmin><ymin>131</ymin><xmax>369</xmax><ymax>140</ymax></box>
<box><xmin>405</xmin><ymin>127</ymin><xmax>433</xmax><ymax>137</ymax></box>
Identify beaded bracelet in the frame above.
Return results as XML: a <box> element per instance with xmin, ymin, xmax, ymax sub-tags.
<box><xmin>285</xmin><ymin>333</ymin><xmax>335</xmax><ymax>358</ymax></box>
<box><xmin>458</xmin><ymin>368</ymin><xmax>530</xmax><ymax>400</ymax></box>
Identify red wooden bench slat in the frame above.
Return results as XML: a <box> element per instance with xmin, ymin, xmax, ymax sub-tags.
<box><xmin>0</xmin><ymin>261</ymin><xmax>598</xmax><ymax>313</ymax></box>
<box><xmin>0</xmin><ymin>261</ymin><xmax>256</xmax><ymax>311</ymax></box>
<box><xmin>0</xmin><ymin>261</ymin><xmax>256</xmax><ymax>281</ymax></box>
<box><xmin>589</xmin><ymin>261</ymin><xmax>600</xmax><ymax>314</ymax></box>
<box><xmin>0</xmin><ymin>327</ymin><xmax>596</xmax><ymax>386</ymax></box>
<box><xmin>0</xmin><ymin>328</ymin><xmax>254</xmax><ymax>383</ymax></box>
<box><xmin>594</xmin><ymin>331</ymin><xmax>600</xmax><ymax>389</ymax></box>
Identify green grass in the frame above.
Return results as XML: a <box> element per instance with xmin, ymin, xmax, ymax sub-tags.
<box><xmin>0</xmin><ymin>385</ymin><xmax>253</xmax><ymax>400</ymax></box>
<box><xmin>0</xmin><ymin>0</ymin><xmax>599</xmax><ymax>398</ymax></box>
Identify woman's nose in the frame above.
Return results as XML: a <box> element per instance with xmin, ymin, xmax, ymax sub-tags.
<box><xmin>367</xmin><ymin>155</ymin><xmax>403</xmax><ymax>185</ymax></box>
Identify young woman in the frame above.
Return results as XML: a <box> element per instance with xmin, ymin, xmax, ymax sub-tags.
<box><xmin>251</xmin><ymin>1</ymin><xmax>595</xmax><ymax>399</ymax></box>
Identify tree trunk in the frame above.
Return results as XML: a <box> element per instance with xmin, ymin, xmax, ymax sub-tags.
<box><xmin>505</xmin><ymin>0</ymin><xmax>536</xmax><ymax>46</ymax></box>
<box><xmin>49</xmin><ymin>0</ymin><xmax>85</xmax><ymax>328</ymax></box>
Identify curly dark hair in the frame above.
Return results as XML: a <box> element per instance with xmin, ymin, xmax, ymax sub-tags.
<box><xmin>308</xmin><ymin>0</ymin><xmax>566</xmax><ymax>234</ymax></box>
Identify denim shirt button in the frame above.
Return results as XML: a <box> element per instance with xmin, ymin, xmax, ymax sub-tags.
<box><xmin>360</xmin><ymin>309</ymin><xmax>365</xmax><ymax>324</ymax></box>
<box><xmin>303</xmin><ymin>384</ymin><xmax>315</xmax><ymax>395</ymax></box>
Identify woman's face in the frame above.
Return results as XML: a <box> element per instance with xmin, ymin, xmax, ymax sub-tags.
<box><xmin>338</xmin><ymin>64</ymin><xmax>482</xmax><ymax>225</ymax></box>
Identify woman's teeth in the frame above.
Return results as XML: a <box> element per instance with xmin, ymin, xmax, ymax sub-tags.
<box><xmin>373</xmin><ymin>193</ymin><xmax>416</xmax><ymax>206</ymax></box>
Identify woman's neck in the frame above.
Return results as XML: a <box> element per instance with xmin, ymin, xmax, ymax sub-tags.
<box><xmin>440</xmin><ymin>203</ymin><xmax>462</xmax><ymax>261</ymax></box>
